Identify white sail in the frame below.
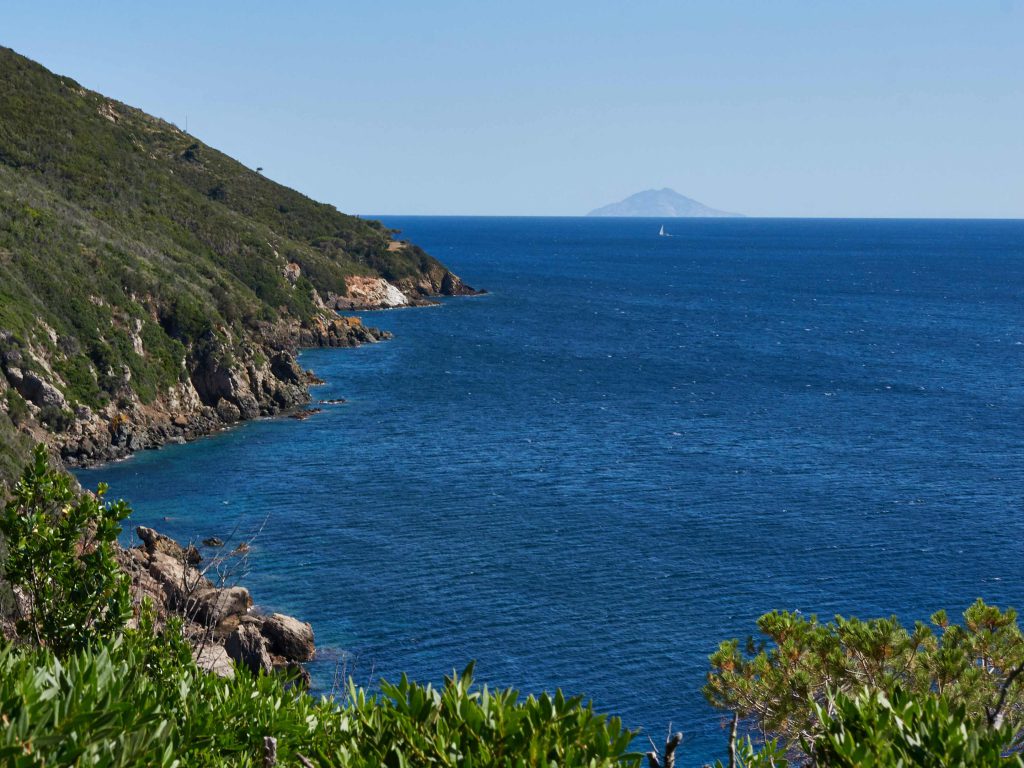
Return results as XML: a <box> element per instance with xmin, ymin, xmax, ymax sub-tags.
<box><xmin>659</xmin><ymin>225</ymin><xmax>665</xmax><ymax>236</ymax></box>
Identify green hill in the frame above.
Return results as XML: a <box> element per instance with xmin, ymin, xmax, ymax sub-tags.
<box><xmin>0</xmin><ymin>46</ymin><xmax>476</xmax><ymax>484</ymax></box>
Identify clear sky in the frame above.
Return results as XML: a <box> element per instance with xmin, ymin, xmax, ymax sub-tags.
<box><xmin>5</xmin><ymin>1</ymin><xmax>1023</xmax><ymax>217</ymax></box>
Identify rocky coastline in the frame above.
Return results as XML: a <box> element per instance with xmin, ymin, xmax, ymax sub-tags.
<box><xmin>124</xmin><ymin>525</ymin><xmax>315</xmax><ymax>681</ymax></box>
<box><xmin>4</xmin><ymin>315</ymin><xmax>390</xmax><ymax>468</ymax></box>
<box><xmin>2</xmin><ymin>270</ymin><xmax>480</xmax><ymax>469</ymax></box>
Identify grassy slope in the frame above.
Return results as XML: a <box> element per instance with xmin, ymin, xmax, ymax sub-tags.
<box><xmin>0</xmin><ymin>46</ymin><xmax>455</xmax><ymax>483</ymax></box>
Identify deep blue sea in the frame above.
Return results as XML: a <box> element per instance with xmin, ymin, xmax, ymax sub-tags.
<box><xmin>77</xmin><ymin>217</ymin><xmax>1024</xmax><ymax>762</ymax></box>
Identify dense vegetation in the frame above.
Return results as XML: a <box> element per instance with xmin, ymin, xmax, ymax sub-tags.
<box><xmin>0</xmin><ymin>45</ymin><xmax>457</xmax><ymax>486</ymax></box>
<box><xmin>705</xmin><ymin>604</ymin><xmax>1024</xmax><ymax>765</ymax></box>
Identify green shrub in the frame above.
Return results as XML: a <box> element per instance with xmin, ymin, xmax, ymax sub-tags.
<box><xmin>809</xmin><ymin>688</ymin><xmax>1023</xmax><ymax>767</ymax></box>
<box><xmin>37</xmin><ymin>404</ymin><xmax>74</xmax><ymax>432</ymax></box>
<box><xmin>323</xmin><ymin>664</ymin><xmax>638</xmax><ymax>767</ymax></box>
<box><xmin>706</xmin><ymin>603</ymin><xmax>1024</xmax><ymax>760</ymax></box>
<box><xmin>54</xmin><ymin>354</ymin><xmax>104</xmax><ymax>409</ymax></box>
<box><xmin>0</xmin><ymin>445</ymin><xmax>130</xmax><ymax>653</ymax></box>
<box><xmin>3</xmin><ymin>387</ymin><xmax>30</xmax><ymax>426</ymax></box>
<box><xmin>0</xmin><ymin>629</ymin><xmax>639</xmax><ymax>768</ymax></box>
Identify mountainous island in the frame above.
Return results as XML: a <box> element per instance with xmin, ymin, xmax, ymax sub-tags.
<box><xmin>587</xmin><ymin>188</ymin><xmax>741</xmax><ymax>218</ymax></box>
<box><xmin>0</xmin><ymin>45</ymin><xmax>479</xmax><ymax>481</ymax></box>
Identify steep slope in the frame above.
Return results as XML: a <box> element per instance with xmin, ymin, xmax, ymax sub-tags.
<box><xmin>587</xmin><ymin>188</ymin><xmax>741</xmax><ymax>217</ymax></box>
<box><xmin>0</xmin><ymin>46</ymin><xmax>477</xmax><ymax>482</ymax></box>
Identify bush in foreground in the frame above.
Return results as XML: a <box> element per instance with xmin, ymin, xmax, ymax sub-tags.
<box><xmin>706</xmin><ymin>604</ymin><xmax>1024</xmax><ymax>764</ymax></box>
<box><xmin>0</xmin><ymin>627</ymin><xmax>638</xmax><ymax>767</ymax></box>
<box><xmin>810</xmin><ymin>687</ymin><xmax>1022</xmax><ymax>767</ymax></box>
<box><xmin>0</xmin><ymin>444</ymin><xmax>130</xmax><ymax>653</ymax></box>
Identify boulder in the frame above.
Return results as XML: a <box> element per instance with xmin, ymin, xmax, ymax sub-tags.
<box><xmin>183</xmin><ymin>545</ymin><xmax>202</xmax><ymax>565</ymax></box>
<box><xmin>147</xmin><ymin>549</ymin><xmax>202</xmax><ymax>607</ymax></box>
<box><xmin>191</xmin><ymin>585</ymin><xmax>252</xmax><ymax>626</ymax></box>
<box><xmin>260</xmin><ymin>613</ymin><xmax>315</xmax><ymax>662</ymax></box>
<box><xmin>225</xmin><ymin>622</ymin><xmax>273</xmax><ymax>674</ymax></box>
<box><xmin>194</xmin><ymin>644</ymin><xmax>235</xmax><ymax>679</ymax></box>
<box><xmin>215</xmin><ymin>398</ymin><xmax>241</xmax><ymax>423</ymax></box>
<box><xmin>137</xmin><ymin>526</ymin><xmax>199</xmax><ymax>563</ymax></box>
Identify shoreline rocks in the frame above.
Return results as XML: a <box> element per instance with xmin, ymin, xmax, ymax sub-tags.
<box><xmin>120</xmin><ymin>526</ymin><xmax>315</xmax><ymax>680</ymax></box>
<box><xmin>2</xmin><ymin>269</ymin><xmax>482</xmax><ymax>472</ymax></box>
<box><xmin>331</xmin><ymin>270</ymin><xmax>486</xmax><ymax>312</ymax></box>
<box><xmin>19</xmin><ymin>316</ymin><xmax>390</xmax><ymax>468</ymax></box>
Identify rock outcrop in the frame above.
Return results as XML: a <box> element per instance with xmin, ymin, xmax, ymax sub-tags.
<box><xmin>225</xmin><ymin>622</ymin><xmax>274</xmax><ymax>675</ymax></box>
<box><xmin>260</xmin><ymin>613</ymin><xmax>316</xmax><ymax>662</ymax></box>
<box><xmin>296</xmin><ymin>315</ymin><xmax>392</xmax><ymax>348</ymax></box>
<box><xmin>330</xmin><ymin>269</ymin><xmax>485</xmax><ymax>312</ymax></box>
<box><xmin>1</xmin><ymin>313</ymin><xmax>393</xmax><ymax>467</ymax></box>
<box><xmin>341</xmin><ymin>276</ymin><xmax>411</xmax><ymax>309</ymax></box>
<box><xmin>119</xmin><ymin>526</ymin><xmax>316</xmax><ymax>680</ymax></box>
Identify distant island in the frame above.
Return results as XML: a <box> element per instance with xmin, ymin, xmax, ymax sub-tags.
<box><xmin>587</xmin><ymin>188</ymin><xmax>742</xmax><ymax>218</ymax></box>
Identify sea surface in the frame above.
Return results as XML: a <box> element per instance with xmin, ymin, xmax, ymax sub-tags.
<box><xmin>77</xmin><ymin>217</ymin><xmax>1024</xmax><ymax>762</ymax></box>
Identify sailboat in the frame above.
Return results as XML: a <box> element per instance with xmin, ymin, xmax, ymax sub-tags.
<box><xmin>659</xmin><ymin>225</ymin><xmax>671</xmax><ymax>237</ymax></box>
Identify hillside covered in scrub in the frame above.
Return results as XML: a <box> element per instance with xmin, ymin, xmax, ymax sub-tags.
<box><xmin>0</xmin><ymin>46</ymin><xmax>477</xmax><ymax>482</ymax></box>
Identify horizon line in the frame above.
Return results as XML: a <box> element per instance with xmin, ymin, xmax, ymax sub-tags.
<box><xmin>363</xmin><ymin>214</ymin><xmax>1024</xmax><ymax>221</ymax></box>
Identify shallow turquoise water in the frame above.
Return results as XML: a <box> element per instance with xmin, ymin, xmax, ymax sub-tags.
<box><xmin>77</xmin><ymin>217</ymin><xmax>1024</xmax><ymax>761</ymax></box>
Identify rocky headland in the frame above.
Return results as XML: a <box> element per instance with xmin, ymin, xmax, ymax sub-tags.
<box><xmin>334</xmin><ymin>265</ymin><xmax>483</xmax><ymax>311</ymax></box>
<box><xmin>0</xmin><ymin>46</ymin><xmax>482</xmax><ymax>484</ymax></box>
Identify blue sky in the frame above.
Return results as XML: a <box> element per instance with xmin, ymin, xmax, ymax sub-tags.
<box><xmin>5</xmin><ymin>1</ymin><xmax>1023</xmax><ymax>217</ymax></box>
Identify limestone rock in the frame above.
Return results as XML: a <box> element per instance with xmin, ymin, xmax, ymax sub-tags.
<box><xmin>343</xmin><ymin>276</ymin><xmax>410</xmax><ymax>309</ymax></box>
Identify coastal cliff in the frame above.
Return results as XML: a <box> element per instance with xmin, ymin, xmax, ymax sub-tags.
<box><xmin>0</xmin><ymin>46</ymin><xmax>479</xmax><ymax>480</ymax></box>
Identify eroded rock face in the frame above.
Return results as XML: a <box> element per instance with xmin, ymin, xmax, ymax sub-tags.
<box><xmin>270</xmin><ymin>351</ymin><xmax>303</xmax><ymax>384</ymax></box>
<box><xmin>54</xmin><ymin>332</ymin><xmax>310</xmax><ymax>466</ymax></box>
<box><xmin>342</xmin><ymin>276</ymin><xmax>410</xmax><ymax>309</ymax></box>
<box><xmin>396</xmin><ymin>269</ymin><xmax>483</xmax><ymax>300</ymax></box>
<box><xmin>297</xmin><ymin>315</ymin><xmax>392</xmax><ymax>348</ymax></box>
<box><xmin>7</xmin><ymin>368</ymin><xmax>67</xmax><ymax>409</ymax></box>
<box><xmin>261</xmin><ymin>613</ymin><xmax>315</xmax><ymax>662</ymax></box>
